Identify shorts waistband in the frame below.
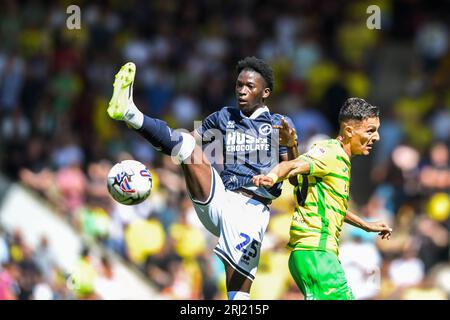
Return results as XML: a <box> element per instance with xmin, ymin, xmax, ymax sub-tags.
<box><xmin>233</xmin><ymin>188</ymin><xmax>272</xmax><ymax>207</ymax></box>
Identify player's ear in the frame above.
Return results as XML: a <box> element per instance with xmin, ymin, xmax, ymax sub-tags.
<box><xmin>262</xmin><ymin>88</ymin><xmax>270</xmax><ymax>99</ymax></box>
<box><xmin>343</xmin><ymin>123</ymin><xmax>353</xmax><ymax>138</ymax></box>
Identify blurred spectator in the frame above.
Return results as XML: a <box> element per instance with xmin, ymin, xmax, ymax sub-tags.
<box><xmin>31</xmin><ymin>274</ymin><xmax>54</xmax><ymax>300</ymax></box>
<box><xmin>250</xmin><ymin>244</ymin><xmax>292</xmax><ymax>300</ymax></box>
<box><xmin>377</xmin><ymin>204</ymin><xmax>415</xmax><ymax>258</ymax></box>
<box><xmin>291</xmin><ymin>27</ymin><xmax>322</xmax><ymax>81</ymax></box>
<box><xmin>400</xmin><ymin>273</ymin><xmax>448</xmax><ymax>300</ymax></box>
<box><xmin>0</xmin><ymin>230</ymin><xmax>9</xmax><ymax>266</ymax></box>
<box><xmin>160</xmin><ymin>256</ymin><xmax>202</xmax><ymax>300</ymax></box>
<box><xmin>169</xmin><ymin>197</ymin><xmax>208</xmax><ymax>258</ymax></box>
<box><xmin>77</xmin><ymin>205</ymin><xmax>111</xmax><ymax>243</ymax></box>
<box><xmin>371</xmin><ymin>116</ymin><xmax>404</xmax><ymax>170</ymax></box>
<box><xmin>433</xmin><ymin>263</ymin><xmax>450</xmax><ymax>298</ymax></box>
<box><xmin>415</xmin><ymin>215</ymin><xmax>449</xmax><ymax>272</ymax></box>
<box><xmin>171</xmin><ymin>94</ymin><xmax>201</xmax><ymax>128</ymax></box>
<box><xmin>1</xmin><ymin>107</ymin><xmax>30</xmax><ymax>144</ymax></box>
<box><xmin>94</xmin><ymin>255</ymin><xmax>123</xmax><ymax>300</ymax></box>
<box><xmin>144</xmin><ymin>241</ymin><xmax>180</xmax><ymax>292</ymax></box>
<box><xmin>415</xmin><ymin>20</ymin><xmax>449</xmax><ymax>71</ymax></box>
<box><xmin>388</xmin><ymin>243</ymin><xmax>425</xmax><ymax>288</ymax></box>
<box><xmin>290</xmin><ymin>106</ymin><xmax>333</xmax><ymax>143</ymax></box>
<box><xmin>85</xmin><ymin>159</ymin><xmax>113</xmax><ymax>210</ymax></box>
<box><xmin>33</xmin><ymin>236</ymin><xmax>55</xmax><ymax>283</ymax></box>
<box><xmin>0</xmin><ymin>53</ymin><xmax>25</xmax><ymax>114</ymax></box>
<box><xmin>55</xmin><ymin>162</ymin><xmax>87</xmax><ymax>217</ymax></box>
<box><xmin>124</xmin><ymin>217</ymin><xmax>165</xmax><ymax>267</ymax></box>
<box><xmin>70</xmin><ymin>247</ymin><xmax>98</xmax><ymax>300</ymax></box>
<box><xmin>0</xmin><ymin>262</ymin><xmax>20</xmax><ymax>300</ymax></box>
<box><xmin>420</xmin><ymin>142</ymin><xmax>450</xmax><ymax>194</ymax></box>
<box><xmin>340</xmin><ymin>235</ymin><xmax>382</xmax><ymax>300</ymax></box>
<box><xmin>51</xmin><ymin>134</ymin><xmax>85</xmax><ymax>170</ymax></box>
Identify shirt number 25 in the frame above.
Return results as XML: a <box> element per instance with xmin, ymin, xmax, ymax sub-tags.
<box><xmin>236</xmin><ymin>233</ymin><xmax>260</xmax><ymax>263</ymax></box>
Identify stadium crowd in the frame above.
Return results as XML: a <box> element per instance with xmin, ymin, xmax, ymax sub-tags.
<box><xmin>0</xmin><ymin>0</ymin><xmax>449</xmax><ymax>299</ymax></box>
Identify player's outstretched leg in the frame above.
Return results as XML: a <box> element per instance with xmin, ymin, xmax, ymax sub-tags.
<box><xmin>108</xmin><ymin>62</ymin><xmax>195</xmax><ymax>162</ymax></box>
<box><xmin>108</xmin><ymin>62</ymin><xmax>256</xmax><ymax>299</ymax></box>
<box><xmin>108</xmin><ymin>62</ymin><xmax>213</xmax><ymax>203</ymax></box>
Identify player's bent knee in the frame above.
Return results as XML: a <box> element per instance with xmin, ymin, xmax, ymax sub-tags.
<box><xmin>171</xmin><ymin>132</ymin><xmax>196</xmax><ymax>165</ymax></box>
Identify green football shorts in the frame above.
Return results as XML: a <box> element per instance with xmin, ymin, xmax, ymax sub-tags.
<box><xmin>288</xmin><ymin>250</ymin><xmax>354</xmax><ymax>300</ymax></box>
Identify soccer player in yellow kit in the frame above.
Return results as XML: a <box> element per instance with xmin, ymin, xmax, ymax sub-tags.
<box><xmin>253</xmin><ymin>98</ymin><xmax>392</xmax><ymax>300</ymax></box>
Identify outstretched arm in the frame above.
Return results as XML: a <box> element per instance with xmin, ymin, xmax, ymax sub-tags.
<box><xmin>345</xmin><ymin>210</ymin><xmax>392</xmax><ymax>240</ymax></box>
<box><xmin>252</xmin><ymin>158</ymin><xmax>310</xmax><ymax>188</ymax></box>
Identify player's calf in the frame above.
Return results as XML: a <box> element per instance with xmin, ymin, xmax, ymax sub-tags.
<box><xmin>139</xmin><ymin>116</ymin><xmax>196</xmax><ymax>164</ymax></box>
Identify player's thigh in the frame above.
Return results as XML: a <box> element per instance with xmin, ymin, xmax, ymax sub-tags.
<box><xmin>288</xmin><ymin>251</ymin><xmax>311</xmax><ymax>298</ymax></box>
<box><xmin>190</xmin><ymin>167</ymin><xmax>227</xmax><ymax>237</ymax></box>
<box><xmin>317</xmin><ymin>252</ymin><xmax>353</xmax><ymax>300</ymax></box>
<box><xmin>320</xmin><ymin>256</ymin><xmax>354</xmax><ymax>300</ymax></box>
<box><xmin>214</xmin><ymin>194</ymin><xmax>270</xmax><ymax>282</ymax></box>
<box><xmin>312</xmin><ymin>251</ymin><xmax>353</xmax><ymax>300</ymax></box>
<box><xmin>181</xmin><ymin>145</ymin><xmax>213</xmax><ymax>203</ymax></box>
<box><xmin>288</xmin><ymin>250</ymin><xmax>353</xmax><ymax>300</ymax></box>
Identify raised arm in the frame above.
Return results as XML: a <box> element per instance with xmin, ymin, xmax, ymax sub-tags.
<box><xmin>345</xmin><ymin>210</ymin><xmax>393</xmax><ymax>240</ymax></box>
<box><xmin>275</xmin><ymin>117</ymin><xmax>299</xmax><ymax>186</ymax></box>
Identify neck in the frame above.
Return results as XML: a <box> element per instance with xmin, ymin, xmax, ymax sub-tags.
<box><xmin>336</xmin><ymin>135</ymin><xmax>352</xmax><ymax>158</ymax></box>
<box><xmin>242</xmin><ymin>104</ymin><xmax>265</xmax><ymax>117</ymax></box>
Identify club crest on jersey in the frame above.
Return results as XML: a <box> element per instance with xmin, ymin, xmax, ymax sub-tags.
<box><xmin>258</xmin><ymin>123</ymin><xmax>272</xmax><ymax>135</ymax></box>
<box><xmin>308</xmin><ymin>147</ymin><xmax>326</xmax><ymax>158</ymax></box>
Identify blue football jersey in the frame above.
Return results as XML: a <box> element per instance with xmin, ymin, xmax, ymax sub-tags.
<box><xmin>196</xmin><ymin>106</ymin><xmax>296</xmax><ymax>200</ymax></box>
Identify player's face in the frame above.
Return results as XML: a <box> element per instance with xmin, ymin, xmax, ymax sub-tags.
<box><xmin>235</xmin><ymin>70</ymin><xmax>270</xmax><ymax>114</ymax></box>
<box><xmin>350</xmin><ymin>117</ymin><xmax>380</xmax><ymax>156</ymax></box>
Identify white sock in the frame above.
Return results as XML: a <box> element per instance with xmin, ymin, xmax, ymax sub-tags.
<box><xmin>227</xmin><ymin>291</ymin><xmax>250</xmax><ymax>300</ymax></box>
<box><xmin>123</xmin><ymin>88</ymin><xmax>144</xmax><ymax>129</ymax></box>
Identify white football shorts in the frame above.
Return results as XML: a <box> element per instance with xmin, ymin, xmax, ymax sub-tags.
<box><xmin>190</xmin><ymin>167</ymin><xmax>270</xmax><ymax>281</ymax></box>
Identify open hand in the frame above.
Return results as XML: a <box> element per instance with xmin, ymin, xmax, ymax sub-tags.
<box><xmin>365</xmin><ymin>221</ymin><xmax>393</xmax><ymax>240</ymax></box>
<box><xmin>273</xmin><ymin>117</ymin><xmax>297</xmax><ymax>147</ymax></box>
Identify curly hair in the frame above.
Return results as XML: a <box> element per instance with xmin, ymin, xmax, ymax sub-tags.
<box><xmin>338</xmin><ymin>98</ymin><xmax>380</xmax><ymax>123</ymax></box>
<box><xmin>236</xmin><ymin>56</ymin><xmax>274</xmax><ymax>91</ymax></box>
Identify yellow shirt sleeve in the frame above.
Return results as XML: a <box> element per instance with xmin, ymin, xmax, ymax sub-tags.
<box><xmin>299</xmin><ymin>144</ymin><xmax>333</xmax><ymax>178</ymax></box>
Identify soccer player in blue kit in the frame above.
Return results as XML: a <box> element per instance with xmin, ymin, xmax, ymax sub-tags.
<box><xmin>107</xmin><ymin>57</ymin><xmax>298</xmax><ymax>300</ymax></box>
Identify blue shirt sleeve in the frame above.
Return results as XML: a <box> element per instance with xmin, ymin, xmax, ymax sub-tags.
<box><xmin>195</xmin><ymin>111</ymin><xmax>220</xmax><ymax>143</ymax></box>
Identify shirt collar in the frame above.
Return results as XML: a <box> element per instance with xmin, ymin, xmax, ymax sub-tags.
<box><xmin>240</xmin><ymin>106</ymin><xmax>270</xmax><ymax>119</ymax></box>
<box><xmin>334</xmin><ymin>138</ymin><xmax>351</xmax><ymax>162</ymax></box>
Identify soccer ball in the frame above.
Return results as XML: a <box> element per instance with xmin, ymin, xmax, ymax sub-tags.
<box><xmin>107</xmin><ymin>160</ymin><xmax>152</xmax><ymax>205</ymax></box>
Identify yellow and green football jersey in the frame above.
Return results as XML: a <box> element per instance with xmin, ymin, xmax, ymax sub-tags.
<box><xmin>288</xmin><ymin>139</ymin><xmax>351</xmax><ymax>255</ymax></box>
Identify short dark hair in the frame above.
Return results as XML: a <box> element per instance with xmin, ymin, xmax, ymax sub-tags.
<box><xmin>338</xmin><ymin>98</ymin><xmax>379</xmax><ymax>123</ymax></box>
<box><xmin>237</xmin><ymin>56</ymin><xmax>274</xmax><ymax>91</ymax></box>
